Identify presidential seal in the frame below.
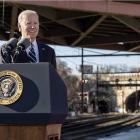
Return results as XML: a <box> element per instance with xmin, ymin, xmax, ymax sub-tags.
<box><xmin>0</xmin><ymin>70</ymin><xmax>23</xmax><ymax>105</ymax></box>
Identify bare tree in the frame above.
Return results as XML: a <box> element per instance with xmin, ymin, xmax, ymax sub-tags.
<box><xmin>130</xmin><ymin>67</ymin><xmax>140</xmax><ymax>72</ymax></box>
<box><xmin>99</xmin><ymin>64</ymin><xmax>128</xmax><ymax>73</ymax></box>
<box><xmin>57</xmin><ymin>59</ymin><xmax>79</xmax><ymax>110</ymax></box>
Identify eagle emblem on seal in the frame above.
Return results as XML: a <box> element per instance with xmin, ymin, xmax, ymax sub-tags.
<box><xmin>0</xmin><ymin>79</ymin><xmax>14</xmax><ymax>97</ymax></box>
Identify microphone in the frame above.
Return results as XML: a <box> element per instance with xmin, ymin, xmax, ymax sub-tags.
<box><xmin>15</xmin><ymin>38</ymin><xmax>30</xmax><ymax>55</ymax></box>
<box><xmin>4</xmin><ymin>38</ymin><xmax>18</xmax><ymax>55</ymax></box>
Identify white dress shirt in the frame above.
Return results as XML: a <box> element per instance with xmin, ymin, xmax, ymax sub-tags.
<box><xmin>26</xmin><ymin>39</ymin><xmax>39</xmax><ymax>63</ymax></box>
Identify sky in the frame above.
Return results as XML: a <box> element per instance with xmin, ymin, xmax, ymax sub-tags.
<box><xmin>1</xmin><ymin>40</ymin><xmax>140</xmax><ymax>76</ymax></box>
<box><xmin>50</xmin><ymin>44</ymin><xmax>140</xmax><ymax>76</ymax></box>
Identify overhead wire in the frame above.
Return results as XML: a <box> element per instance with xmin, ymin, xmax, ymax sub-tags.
<box><xmin>55</xmin><ymin>49</ymin><xmax>80</xmax><ymax>66</ymax></box>
<box><xmin>75</xmin><ymin>47</ymin><xmax>104</xmax><ymax>55</ymax></box>
<box><xmin>84</xmin><ymin>60</ymin><xmax>101</xmax><ymax>66</ymax></box>
<box><xmin>110</xmin><ymin>51</ymin><xmax>120</xmax><ymax>55</ymax></box>
<box><xmin>1</xmin><ymin>1</ymin><xmax>139</xmax><ymax>74</ymax></box>
<box><xmin>59</xmin><ymin>50</ymin><xmax>140</xmax><ymax>74</ymax></box>
<box><xmin>52</xmin><ymin>44</ymin><xmax>83</xmax><ymax>68</ymax></box>
<box><xmin>83</xmin><ymin>49</ymin><xmax>104</xmax><ymax>55</ymax></box>
<box><xmin>55</xmin><ymin>47</ymin><xmax>137</xmax><ymax>74</ymax></box>
<box><xmin>83</xmin><ymin>60</ymin><xmax>134</xmax><ymax>73</ymax></box>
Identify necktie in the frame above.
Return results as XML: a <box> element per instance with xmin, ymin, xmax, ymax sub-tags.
<box><xmin>28</xmin><ymin>43</ymin><xmax>37</xmax><ymax>63</ymax></box>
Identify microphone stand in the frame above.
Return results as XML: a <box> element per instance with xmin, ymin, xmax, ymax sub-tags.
<box><xmin>4</xmin><ymin>52</ymin><xmax>17</xmax><ymax>63</ymax></box>
<box><xmin>12</xmin><ymin>54</ymin><xmax>17</xmax><ymax>63</ymax></box>
<box><xmin>4</xmin><ymin>53</ymin><xmax>12</xmax><ymax>63</ymax></box>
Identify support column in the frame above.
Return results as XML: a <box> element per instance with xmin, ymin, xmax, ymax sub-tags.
<box><xmin>9</xmin><ymin>5</ymin><xmax>18</xmax><ymax>39</ymax></box>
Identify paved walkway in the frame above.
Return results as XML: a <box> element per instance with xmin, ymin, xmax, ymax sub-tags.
<box><xmin>97</xmin><ymin>127</ymin><xmax>140</xmax><ymax>140</ymax></box>
<box><xmin>96</xmin><ymin>120</ymin><xmax>140</xmax><ymax>140</ymax></box>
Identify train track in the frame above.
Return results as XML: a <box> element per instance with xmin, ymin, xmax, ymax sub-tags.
<box><xmin>64</xmin><ymin>113</ymin><xmax>113</xmax><ymax>125</ymax></box>
<box><xmin>61</xmin><ymin>115</ymin><xmax>140</xmax><ymax>140</ymax></box>
<box><xmin>62</xmin><ymin>114</ymin><xmax>127</xmax><ymax>132</ymax></box>
<box><xmin>64</xmin><ymin>115</ymin><xmax>102</xmax><ymax>125</ymax></box>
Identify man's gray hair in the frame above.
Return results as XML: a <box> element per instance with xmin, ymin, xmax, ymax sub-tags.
<box><xmin>18</xmin><ymin>10</ymin><xmax>39</xmax><ymax>25</ymax></box>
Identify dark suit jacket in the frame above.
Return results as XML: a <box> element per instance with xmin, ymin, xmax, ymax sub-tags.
<box><xmin>0</xmin><ymin>40</ymin><xmax>57</xmax><ymax>70</ymax></box>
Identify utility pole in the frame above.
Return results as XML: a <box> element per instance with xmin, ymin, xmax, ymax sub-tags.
<box><xmin>81</xmin><ymin>48</ymin><xmax>84</xmax><ymax>114</ymax></box>
<box><xmin>122</xmin><ymin>91</ymin><xmax>124</xmax><ymax>114</ymax></box>
<box><xmin>96</xmin><ymin>66</ymin><xmax>99</xmax><ymax>112</ymax></box>
<box><xmin>111</xmin><ymin>95</ymin><xmax>112</xmax><ymax>112</ymax></box>
<box><xmin>136</xmin><ymin>79</ymin><xmax>137</xmax><ymax>111</ymax></box>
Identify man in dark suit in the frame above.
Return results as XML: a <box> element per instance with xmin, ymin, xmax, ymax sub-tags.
<box><xmin>0</xmin><ymin>10</ymin><xmax>56</xmax><ymax>69</ymax></box>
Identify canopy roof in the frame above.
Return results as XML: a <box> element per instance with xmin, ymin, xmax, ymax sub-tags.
<box><xmin>1</xmin><ymin>1</ymin><xmax>140</xmax><ymax>52</ymax></box>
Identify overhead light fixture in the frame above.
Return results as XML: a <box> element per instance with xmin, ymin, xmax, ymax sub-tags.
<box><xmin>5</xmin><ymin>31</ymin><xmax>10</xmax><ymax>34</ymax></box>
<box><xmin>5</xmin><ymin>31</ymin><xmax>17</xmax><ymax>34</ymax></box>
<box><xmin>118</xmin><ymin>42</ymin><xmax>124</xmax><ymax>45</ymax></box>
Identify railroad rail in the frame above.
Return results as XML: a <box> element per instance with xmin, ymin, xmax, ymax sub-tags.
<box><xmin>64</xmin><ymin>113</ymin><xmax>113</xmax><ymax>125</ymax></box>
<box><xmin>63</xmin><ymin>116</ymin><xmax>101</xmax><ymax>125</ymax></box>
<box><xmin>62</xmin><ymin>114</ymin><xmax>127</xmax><ymax>132</ymax></box>
<box><xmin>61</xmin><ymin>114</ymin><xmax>140</xmax><ymax>140</ymax></box>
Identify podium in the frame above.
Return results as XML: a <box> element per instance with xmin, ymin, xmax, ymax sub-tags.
<box><xmin>0</xmin><ymin>63</ymin><xmax>68</xmax><ymax>140</ymax></box>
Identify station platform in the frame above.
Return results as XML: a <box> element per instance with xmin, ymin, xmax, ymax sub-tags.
<box><xmin>97</xmin><ymin>124</ymin><xmax>140</xmax><ymax>140</ymax></box>
<box><xmin>65</xmin><ymin>112</ymin><xmax>140</xmax><ymax>123</ymax></box>
<box><xmin>65</xmin><ymin>112</ymin><xmax>118</xmax><ymax>121</ymax></box>
<box><xmin>65</xmin><ymin>113</ymin><xmax>101</xmax><ymax>120</ymax></box>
